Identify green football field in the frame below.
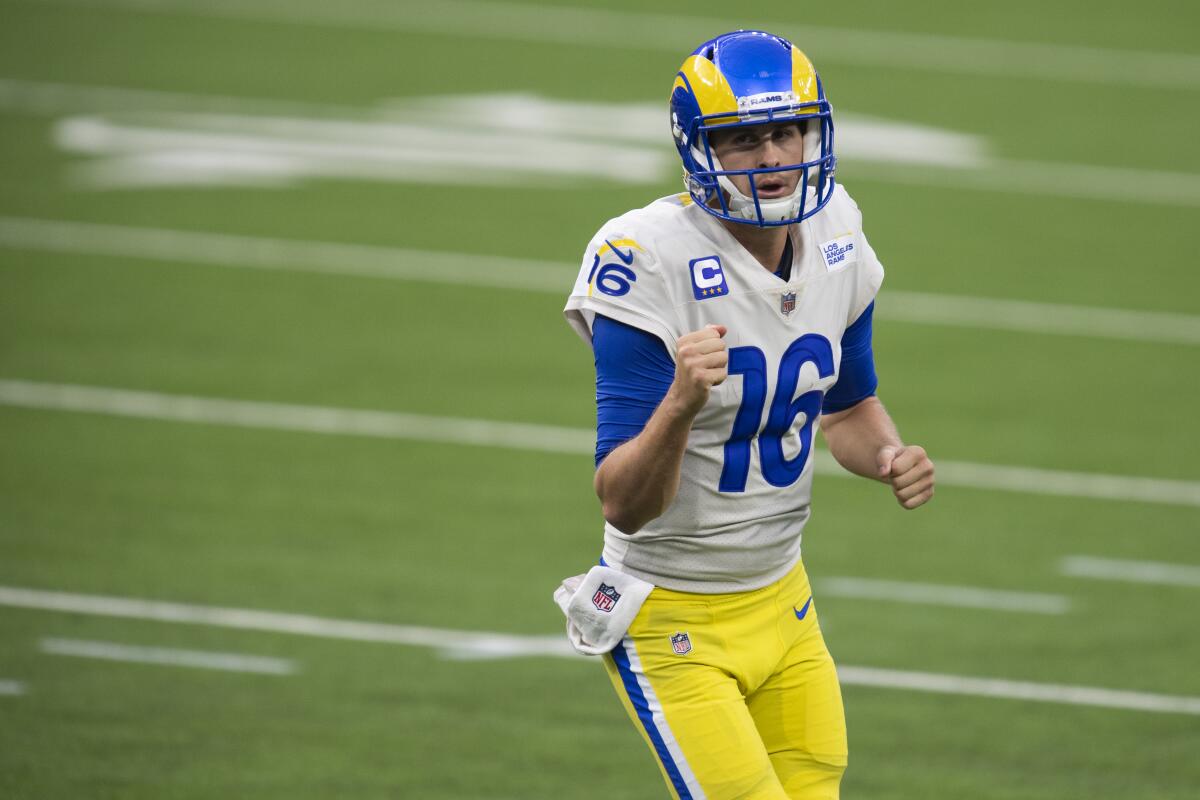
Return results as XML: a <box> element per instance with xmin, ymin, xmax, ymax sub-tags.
<box><xmin>2</xmin><ymin>0</ymin><xmax>1199</xmax><ymax>797</ymax></box>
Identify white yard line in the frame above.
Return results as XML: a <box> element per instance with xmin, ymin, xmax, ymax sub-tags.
<box><xmin>0</xmin><ymin>216</ymin><xmax>567</xmax><ymax>293</ymax></box>
<box><xmin>4</xmin><ymin>586</ymin><xmax>1200</xmax><ymax>714</ymax></box>
<box><xmin>1061</xmin><ymin>556</ymin><xmax>1200</xmax><ymax>588</ymax></box>
<box><xmin>2</xmin><ymin>379</ymin><xmax>1199</xmax><ymax>508</ymax></box>
<box><xmin>3</xmin><ymin>216</ymin><xmax>1199</xmax><ymax>345</ymax></box>
<box><xmin>914</xmin><ymin>457</ymin><xmax>1200</xmax><ymax>509</ymax></box>
<box><xmin>817</xmin><ymin>577</ymin><xmax>1069</xmax><ymax>614</ymax></box>
<box><xmin>858</xmin><ymin>157</ymin><xmax>1200</xmax><ymax>208</ymax></box>
<box><xmin>0</xmin><ymin>587</ymin><xmax>573</xmax><ymax>660</ymax></box>
<box><xmin>870</xmin><ymin>288</ymin><xmax>1200</xmax><ymax>345</ymax></box>
<box><xmin>40</xmin><ymin>638</ymin><xmax>297</xmax><ymax>675</ymax></box>
<box><xmin>0</xmin><ymin>379</ymin><xmax>595</xmax><ymax>454</ymax></box>
<box><xmin>836</xmin><ymin>667</ymin><xmax>1200</xmax><ymax>715</ymax></box>
<box><xmin>0</xmin><ymin>680</ymin><xmax>26</xmax><ymax>696</ymax></box>
<box><xmin>33</xmin><ymin>0</ymin><xmax>1200</xmax><ymax>90</ymax></box>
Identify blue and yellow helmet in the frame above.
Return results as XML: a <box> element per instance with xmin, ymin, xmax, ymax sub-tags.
<box><xmin>670</xmin><ymin>30</ymin><xmax>836</xmax><ymax>226</ymax></box>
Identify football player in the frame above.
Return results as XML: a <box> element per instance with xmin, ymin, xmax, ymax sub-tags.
<box><xmin>563</xmin><ymin>30</ymin><xmax>935</xmax><ymax>799</ymax></box>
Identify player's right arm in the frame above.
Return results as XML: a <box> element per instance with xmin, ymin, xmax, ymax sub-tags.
<box><xmin>594</xmin><ymin>324</ymin><xmax>728</xmax><ymax>534</ymax></box>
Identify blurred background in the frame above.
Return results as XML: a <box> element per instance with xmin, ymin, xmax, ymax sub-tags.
<box><xmin>1</xmin><ymin>1</ymin><xmax>1199</xmax><ymax>797</ymax></box>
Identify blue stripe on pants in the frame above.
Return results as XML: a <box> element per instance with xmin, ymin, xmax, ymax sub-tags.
<box><xmin>609</xmin><ymin>640</ymin><xmax>693</xmax><ymax>799</ymax></box>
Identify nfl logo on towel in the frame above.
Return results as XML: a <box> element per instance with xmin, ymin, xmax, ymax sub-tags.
<box><xmin>592</xmin><ymin>582</ymin><xmax>621</xmax><ymax>612</ymax></box>
<box><xmin>670</xmin><ymin>632</ymin><xmax>692</xmax><ymax>655</ymax></box>
<box><xmin>780</xmin><ymin>291</ymin><xmax>796</xmax><ymax>316</ymax></box>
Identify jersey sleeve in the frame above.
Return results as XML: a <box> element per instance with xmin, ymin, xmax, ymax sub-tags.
<box><xmin>836</xmin><ymin>185</ymin><xmax>886</xmax><ymax>326</ymax></box>
<box><xmin>849</xmin><ymin>230</ymin><xmax>885</xmax><ymax>325</ymax></box>
<box><xmin>592</xmin><ymin>315</ymin><xmax>674</xmax><ymax>466</ymax></box>
<box><xmin>564</xmin><ymin>228</ymin><xmax>682</xmax><ymax>357</ymax></box>
<box><xmin>822</xmin><ymin>302</ymin><xmax>878</xmax><ymax>413</ymax></box>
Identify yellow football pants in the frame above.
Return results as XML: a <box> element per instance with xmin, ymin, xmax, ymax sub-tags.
<box><xmin>602</xmin><ymin>559</ymin><xmax>847</xmax><ymax>799</ymax></box>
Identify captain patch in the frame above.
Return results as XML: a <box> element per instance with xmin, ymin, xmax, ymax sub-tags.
<box><xmin>820</xmin><ymin>233</ymin><xmax>858</xmax><ymax>271</ymax></box>
<box><xmin>689</xmin><ymin>255</ymin><xmax>728</xmax><ymax>300</ymax></box>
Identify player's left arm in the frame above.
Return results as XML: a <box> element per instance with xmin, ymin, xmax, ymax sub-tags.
<box><xmin>818</xmin><ymin>302</ymin><xmax>934</xmax><ymax>509</ymax></box>
<box><xmin>820</xmin><ymin>398</ymin><xmax>935</xmax><ymax>510</ymax></box>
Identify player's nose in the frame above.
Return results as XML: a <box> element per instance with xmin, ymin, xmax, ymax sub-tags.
<box><xmin>757</xmin><ymin>140</ymin><xmax>784</xmax><ymax>168</ymax></box>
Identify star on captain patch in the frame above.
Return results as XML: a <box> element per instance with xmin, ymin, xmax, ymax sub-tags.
<box><xmin>780</xmin><ymin>291</ymin><xmax>797</xmax><ymax>316</ymax></box>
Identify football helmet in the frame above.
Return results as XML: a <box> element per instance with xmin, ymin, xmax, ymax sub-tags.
<box><xmin>670</xmin><ymin>30</ymin><xmax>836</xmax><ymax>226</ymax></box>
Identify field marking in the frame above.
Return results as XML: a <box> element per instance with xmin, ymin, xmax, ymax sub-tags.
<box><xmin>1061</xmin><ymin>556</ymin><xmax>1200</xmax><ymax>588</ymax></box>
<box><xmin>51</xmin><ymin>107</ymin><xmax>669</xmax><ymax>190</ymax></box>
<box><xmin>2</xmin><ymin>80</ymin><xmax>986</xmax><ymax>171</ymax></box>
<box><xmin>0</xmin><ymin>379</ymin><xmax>595</xmax><ymax>454</ymax></box>
<box><xmin>924</xmin><ymin>459</ymin><xmax>1200</xmax><ymax>509</ymax></box>
<box><xmin>43</xmin><ymin>93</ymin><xmax>980</xmax><ymax>190</ymax></box>
<box><xmin>6</xmin><ymin>77</ymin><xmax>1200</xmax><ymax>205</ymax></box>
<box><xmin>40</xmin><ymin>638</ymin><xmax>297</xmax><ymax>675</ymax></box>
<box><xmin>4</xmin><ymin>585</ymin><xmax>1200</xmax><ymax>714</ymax></box>
<box><xmin>0</xmin><ymin>680</ymin><xmax>25</xmax><ymax>696</ymax></box>
<box><xmin>0</xmin><ymin>215</ymin><xmax>571</xmax><ymax>293</ymax></box>
<box><xmin>2</xmin><ymin>379</ymin><xmax>1200</xmax><ymax>509</ymax></box>
<box><xmin>848</xmin><ymin>157</ymin><xmax>1200</xmax><ymax>209</ymax></box>
<box><xmin>0</xmin><ymin>379</ymin><xmax>594</xmax><ymax>454</ymax></box>
<box><xmin>866</xmin><ymin>288</ymin><xmax>1200</xmax><ymax>346</ymax></box>
<box><xmin>837</xmin><ymin>666</ymin><xmax>1200</xmax><ymax>715</ymax></box>
<box><xmin>1</xmin><ymin>587</ymin><xmax>573</xmax><ymax>660</ymax></box>
<box><xmin>3</xmin><ymin>216</ymin><xmax>1199</xmax><ymax>346</ymax></box>
<box><xmin>817</xmin><ymin>577</ymin><xmax>1069</xmax><ymax>614</ymax></box>
<box><xmin>31</xmin><ymin>0</ymin><xmax>1200</xmax><ymax>90</ymax></box>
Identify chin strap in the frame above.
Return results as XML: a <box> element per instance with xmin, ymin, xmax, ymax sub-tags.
<box><xmin>716</xmin><ymin>173</ymin><xmax>806</xmax><ymax>223</ymax></box>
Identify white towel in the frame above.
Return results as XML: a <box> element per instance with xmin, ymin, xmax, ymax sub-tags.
<box><xmin>553</xmin><ymin>566</ymin><xmax>654</xmax><ymax>656</ymax></box>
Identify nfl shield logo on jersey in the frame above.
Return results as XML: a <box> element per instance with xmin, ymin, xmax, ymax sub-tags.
<box><xmin>592</xmin><ymin>582</ymin><xmax>621</xmax><ymax>613</ymax></box>
<box><xmin>670</xmin><ymin>632</ymin><xmax>693</xmax><ymax>656</ymax></box>
<box><xmin>780</xmin><ymin>291</ymin><xmax>796</xmax><ymax>316</ymax></box>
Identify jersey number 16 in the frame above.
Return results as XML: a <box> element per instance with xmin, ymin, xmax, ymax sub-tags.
<box><xmin>719</xmin><ymin>334</ymin><xmax>834</xmax><ymax>492</ymax></box>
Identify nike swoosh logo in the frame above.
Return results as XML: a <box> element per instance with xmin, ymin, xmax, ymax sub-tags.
<box><xmin>794</xmin><ymin>596</ymin><xmax>813</xmax><ymax>620</ymax></box>
<box><xmin>605</xmin><ymin>240</ymin><xmax>635</xmax><ymax>265</ymax></box>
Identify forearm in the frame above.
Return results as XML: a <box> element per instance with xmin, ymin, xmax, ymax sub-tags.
<box><xmin>593</xmin><ymin>388</ymin><xmax>697</xmax><ymax>534</ymax></box>
<box><xmin>820</xmin><ymin>396</ymin><xmax>902</xmax><ymax>480</ymax></box>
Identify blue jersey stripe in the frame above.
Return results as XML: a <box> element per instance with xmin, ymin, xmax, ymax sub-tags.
<box><xmin>592</xmin><ymin>314</ymin><xmax>674</xmax><ymax>466</ymax></box>
<box><xmin>609</xmin><ymin>641</ymin><xmax>693</xmax><ymax>799</ymax></box>
<box><xmin>822</xmin><ymin>301</ymin><xmax>878</xmax><ymax>413</ymax></box>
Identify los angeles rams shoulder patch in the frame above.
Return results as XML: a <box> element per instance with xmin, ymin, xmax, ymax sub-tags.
<box><xmin>820</xmin><ymin>232</ymin><xmax>858</xmax><ymax>272</ymax></box>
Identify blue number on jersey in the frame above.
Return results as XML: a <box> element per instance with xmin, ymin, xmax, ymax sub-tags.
<box><xmin>719</xmin><ymin>347</ymin><xmax>767</xmax><ymax>492</ymax></box>
<box><xmin>719</xmin><ymin>334</ymin><xmax>835</xmax><ymax>492</ymax></box>
<box><xmin>587</xmin><ymin>253</ymin><xmax>637</xmax><ymax>297</ymax></box>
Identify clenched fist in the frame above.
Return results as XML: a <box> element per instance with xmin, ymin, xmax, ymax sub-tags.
<box><xmin>876</xmin><ymin>445</ymin><xmax>935</xmax><ymax>509</ymax></box>
<box><xmin>669</xmin><ymin>325</ymin><xmax>728</xmax><ymax>417</ymax></box>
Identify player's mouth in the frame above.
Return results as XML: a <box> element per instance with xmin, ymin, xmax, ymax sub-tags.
<box><xmin>754</xmin><ymin>178</ymin><xmax>792</xmax><ymax>198</ymax></box>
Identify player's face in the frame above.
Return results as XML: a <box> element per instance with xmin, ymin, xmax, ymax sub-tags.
<box><xmin>709</xmin><ymin>121</ymin><xmax>807</xmax><ymax>200</ymax></box>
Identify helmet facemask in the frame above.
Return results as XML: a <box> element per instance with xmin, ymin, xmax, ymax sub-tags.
<box><xmin>682</xmin><ymin>106</ymin><xmax>836</xmax><ymax>227</ymax></box>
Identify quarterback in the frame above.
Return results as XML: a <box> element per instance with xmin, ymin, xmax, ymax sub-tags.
<box><xmin>561</xmin><ymin>30</ymin><xmax>935</xmax><ymax>799</ymax></box>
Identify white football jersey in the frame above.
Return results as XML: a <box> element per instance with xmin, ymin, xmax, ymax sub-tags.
<box><xmin>565</xmin><ymin>185</ymin><xmax>884</xmax><ymax>593</ymax></box>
